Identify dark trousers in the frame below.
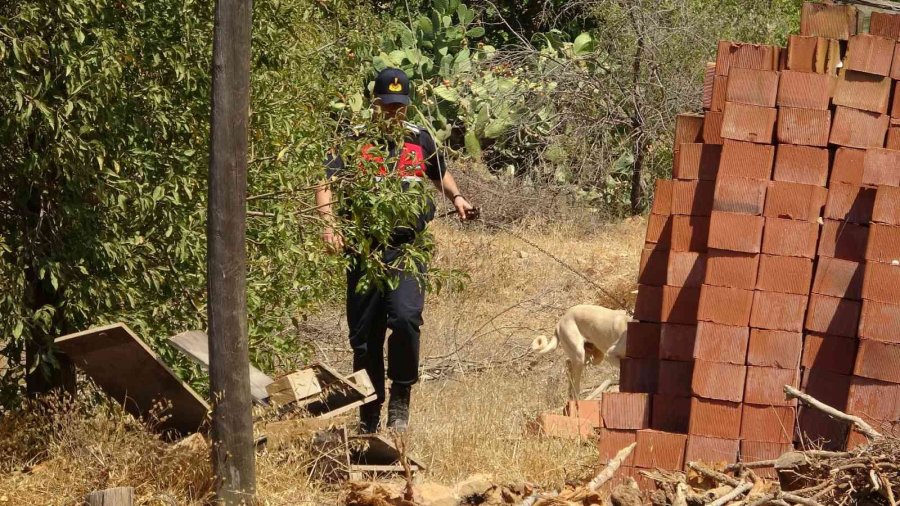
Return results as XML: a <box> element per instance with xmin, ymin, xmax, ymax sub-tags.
<box><xmin>347</xmin><ymin>257</ymin><xmax>425</xmax><ymax>419</ymax></box>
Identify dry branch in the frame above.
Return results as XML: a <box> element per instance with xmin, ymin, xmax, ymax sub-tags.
<box><xmin>708</xmin><ymin>482</ymin><xmax>751</xmax><ymax>506</ymax></box>
<box><xmin>587</xmin><ymin>443</ymin><xmax>637</xmax><ymax>491</ymax></box>
<box><xmin>784</xmin><ymin>385</ymin><xmax>883</xmax><ymax>440</ymax></box>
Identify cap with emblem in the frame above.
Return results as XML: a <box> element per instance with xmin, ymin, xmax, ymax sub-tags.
<box><xmin>373</xmin><ymin>68</ymin><xmax>411</xmax><ymax>105</ymax></box>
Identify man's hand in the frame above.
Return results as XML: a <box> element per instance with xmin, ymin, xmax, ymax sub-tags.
<box><xmin>453</xmin><ymin>195</ymin><xmax>475</xmax><ymax>221</ymax></box>
<box><xmin>323</xmin><ymin>227</ymin><xmax>344</xmax><ymax>253</ymax></box>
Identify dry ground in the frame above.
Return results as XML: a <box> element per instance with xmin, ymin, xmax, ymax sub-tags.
<box><xmin>0</xmin><ymin>214</ymin><xmax>645</xmax><ymax>505</ymax></box>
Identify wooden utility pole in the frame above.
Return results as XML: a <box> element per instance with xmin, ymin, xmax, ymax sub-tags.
<box><xmin>207</xmin><ymin>0</ymin><xmax>256</xmax><ymax>502</ymax></box>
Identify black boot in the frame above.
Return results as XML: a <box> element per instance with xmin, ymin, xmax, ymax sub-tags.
<box><xmin>359</xmin><ymin>402</ymin><xmax>381</xmax><ymax>434</ymax></box>
<box><xmin>387</xmin><ymin>384</ymin><xmax>411</xmax><ymax>432</ymax></box>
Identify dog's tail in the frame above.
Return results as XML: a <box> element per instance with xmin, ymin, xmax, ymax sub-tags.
<box><xmin>530</xmin><ymin>333</ymin><xmax>558</xmax><ymax>354</ymax></box>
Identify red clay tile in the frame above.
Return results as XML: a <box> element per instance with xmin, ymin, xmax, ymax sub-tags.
<box><xmin>777</xmin><ymin>107</ymin><xmax>831</xmax><ymax>147</ymax></box>
<box><xmin>634</xmin><ymin>430</ymin><xmax>688</xmax><ymax>471</ymax></box>
<box><xmin>689</xmin><ymin>397</ymin><xmax>743</xmax><ymax>439</ymax></box>
<box><xmin>693</xmin><ymin>322</ymin><xmax>750</xmax><ymax>364</ymax></box>
<box><xmin>672</xmin><ymin>180</ymin><xmax>715</xmax><ymax>216</ymax></box>
<box><xmin>634</xmin><ymin>285</ymin><xmax>664</xmax><ymax>323</ymax></box>
<box><xmin>750</xmin><ymin>291</ymin><xmax>808</xmax><ymax>332</ymax></box>
<box><xmin>632</xmin><ymin>468</ymin><xmax>659</xmax><ymax>492</ymax></box>
<box><xmin>598</xmin><ymin>428</ymin><xmax>637</xmax><ymax>465</ymax></box>
<box><xmin>740</xmin><ymin>440</ymin><xmax>792</xmax><ymax>477</ymax></box>
<box><xmin>785</xmin><ymin>35</ymin><xmax>823</xmax><ymax>73</ymax></box>
<box><xmin>529</xmin><ymin>413</ymin><xmax>596</xmax><ymax>439</ymax></box>
<box><xmin>703</xmin><ymin>111</ymin><xmax>725</xmax><ymax>145</ymax></box>
<box><xmin>708</xmin><ymin>212</ymin><xmax>764</xmax><ymax>254</ymax></box>
<box><xmin>626</xmin><ymin>322</ymin><xmax>661</xmax><ymax>359</ymax></box>
<box><xmin>601</xmin><ymin>393</ymin><xmax>652</xmax><ymax>430</ymax></box>
<box><xmin>726</xmin><ymin>68</ymin><xmax>779</xmax><ymax>107</ymax></box>
<box><xmin>645</xmin><ymin>214</ymin><xmax>673</xmax><ymax>247</ymax></box>
<box><xmin>651</xmin><ymin>394</ymin><xmax>691</xmax><ymax>433</ymax></box>
<box><xmin>824</xmin><ymin>184</ymin><xmax>876</xmax><ymax>225</ymax></box>
<box><xmin>888</xmin><ymin>126</ymin><xmax>900</xmax><ymax>149</ymax></box>
<box><xmin>845</xmin><ymin>34</ymin><xmax>895</xmax><ymax>76</ymax></box>
<box><xmin>674</xmin><ymin>114</ymin><xmax>705</xmax><ymax>151</ymax></box>
<box><xmin>662</xmin><ymin>286</ymin><xmax>701</xmax><ymax>325</ymax></box>
<box><xmin>812</xmin><ymin>257</ymin><xmax>863</xmax><ymax>300</ymax></box>
<box><xmin>685</xmin><ymin>435</ymin><xmax>740</xmax><ymax>465</ymax></box>
<box><xmin>744</xmin><ymin>366</ymin><xmax>800</xmax><ymax>407</ymax></box>
<box><xmin>894</xmin><ymin>83</ymin><xmax>900</xmax><ymax>116</ymax></box>
<box><xmin>846</xmin><ymin>428</ymin><xmax>871</xmax><ymax>450</ymax></box>
<box><xmin>719</xmin><ymin>141</ymin><xmax>776</xmax><ymax>180</ymax></box>
<box><xmin>823</xmin><ymin>39</ymin><xmax>842</xmax><ymax>75</ymax></box>
<box><xmin>854</xmin><ymin>339</ymin><xmax>900</xmax><ymax>383</ymax></box>
<box><xmin>676</xmin><ymin>144</ymin><xmax>721</xmax><ymax>181</ymax></box>
<box><xmin>741</xmin><ymin>404</ymin><xmax>797</xmax><ymax>444</ymax></box>
<box><xmin>651</xmin><ymin>179</ymin><xmax>674</xmax><ymax>216</ymax></box>
<box><xmin>818</xmin><ymin>219</ymin><xmax>868</xmax><ymax>262</ymax></box>
<box><xmin>713</xmin><ymin>177</ymin><xmax>767</xmax><ymax>215</ymax></box>
<box><xmin>800</xmin><ymin>3</ymin><xmax>857</xmax><ymax>40</ymax></box>
<box><xmin>862</xmin><ymin>148</ymin><xmax>900</xmax><ymax>187</ymax></box>
<box><xmin>802</xmin><ymin>333</ymin><xmax>858</xmax><ymax>375</ymax></box>
<box><xmin>748</xmin><ymin>329</ymin><xmax>803</xmax><ymax>369</ymax></box>
<box><xmin>777</xmin><ymin>70</ymin><xmax>832</xmax><ymax>110</ymax></box>
<box><xmin>832</xmin><ymin>70</ymin><xmax>892</xmax><ymax>114</ymax></box>
<box><xmin>873</xmin><ymin>185</ymin><xmax>900</xmax><ymax>226</ymax></box>
<box><xmin>805</xmin><ymin>294</ymin><xmax>861</xmax><ymax>338</ymax></box>
<box><xmin>721</xmin><ymin>102</ymin><xmax>776</xmax><ymax>144</ymax></box>
<box><xmin>667</xmin><ymin>251</ymin><xmax>706</xmax><ymax>288</ymax></box>
<box><xmin>710</xmin><ymin>75</ymin><xmax>728</xmax><ymax>112</ymax></box>
<box><xmin>870</xmin><ymin>11</ymin><xmax>900</xmax><ymax>40</ymax></box>
<box><xmin>762</xmin><ymin>218</ymin><xmax>819</xmax><ymax>259</ymax></box>
<box><xmin>698</xmin><ymin>284</ymin><xmax>754</xmax><ymax>327</ymax></box>
<box><xmin>619</xmin><ymin>358</ymin><xmax>660</xmax><ymax>394</ymax></box>
<box><xmin>657</xmin><ymin>360</ymin><xmax>694</xmax><ymax>397</ymax></box>
<box><xmin>799</xmin><ymin>409</ymin><xmax>848</xmax><ymax>451</ymax></box>
<box><xmin>861</xmin><ymin>262</ymin><xmax>900</xmax><ymax>304</ymax></box>
<box><xmin>802</xmin><ymin>368</ymin><xmax>852</xmax><ymax>411</ymax></box>
<box><xmin>773</xmin><ymin>145</ymin><xmax>829</xmax><ymax>187</ymax></box>
<box><xmin>638</xmin><ymin>248</ymin><xmax>668</xmax><ymax>287</ymax></box>
<box><xmin>831</xmin><ymin>147</ymin><xmax>867</xmax><ymax>186</ymax></box>
<box><xmin>703</xmin><ymin>63</ymin><xmax>716</xmax><ymax>111</ymax></box>
<box><xmin>659</xmin><ymin>324</ymin><xmax>697</xmax><ymax>361</ymax></box>
<box><xmin>829</xmin><ymin>106</ymin><xmax>890</xmax><ymax>149</ymax></box>
<box><xmin>756</xmin><ymin>255</ymin><xmax>814</xmax><ymax>295</ymax></box>
<box><xmin>565</xmin><ymin>400</ymin><xmax>602</xmax><ymax>427</ymax></box>
<box><xmin>764</xmin><ymin>182</ymin><xmax>827</xmax><ymax>222</ymax></box>
<box><xmin>846</xmin><ymin>376</ymin><xmax>900</xmax><ymax>423</ymax></box>
<box><xmin>859</xmin><ymin>300</ymin><xmax>900</xmax><ymax>344</ymax></box>
<box><xmin>671</xmin><ymin>216</ymin><xmax>710</xmax><ymax>253</ymax></box>
<box><xmin>894</xmin><ymin>43</ymin><xmax>900</xmax><ymax>81</ymax></box>
<box><xmin>692</xmin><ymin>360</ymin><xmax>747</xmax><ymax>402</ymax></box>
<box><xmin>704</xmin><ymin>250</ymin><xmax>760</xmax><ymax>289</ymax></box>
<box><xmin>866</xmin><ymin>223</ymin><xmax>900</xmax><ymax>264</ymax></box>
<box><xmin>715</xmin><ymin>41</ymin><xmax>781</xmax><ymax>76</ymax></box>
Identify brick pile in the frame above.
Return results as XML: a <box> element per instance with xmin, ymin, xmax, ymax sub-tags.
<box><xmin>592</xmin><ymin>2</ymin><xmax>900</xmax><ymax>486</ymax></box>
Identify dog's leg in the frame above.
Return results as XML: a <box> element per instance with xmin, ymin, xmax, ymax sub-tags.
<box><xmin>566</xmin><ymin>359</ymin><xmax>585</xmax><ymax>400</ymax></box>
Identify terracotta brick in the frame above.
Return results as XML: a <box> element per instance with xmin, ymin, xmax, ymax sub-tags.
<box><xmin>651</xmin><ymin>179</ymin><xmax>674</xmax><ymax>216</ymax></box>
<box><xmin>773</xmin><ymin>145</ymin><xmax>829</xmax><ymax>187</ymax></box>
<box><xmin>598</xmin><ymin>428</ymin><xmax>637</xmax><ymax>465</ymax></box>
<box><xmin>667</xmin><ymin>251</ymin><xmax>706</xmax><ymax>288</ymax></box>
<box><xmin>831</xmin><ymin>147</ymin><xmax>867</xmax><ymax>186</ymax></box>
<box><xmin>662</xmin><ymin>286</ymin><xmax>701</xmax><ymax>325</ymax></box>
<box><xmin>846</xmin><ymin>376</ymin><xmax>900</xmax><ymax>423</ymax></box>
<box><xmin>698</xmin><ymin>284</ymin><xmax>754</xmax><ymax>327</ymax></box>
<box><xmin>799</xmin><ymin>409</ymin><xmax>848</xmax><ymax>451</ymax></box>
<box><xmin>657</xmin><ymin>360</ymin><xmax>694</xmax><ymax>397</ymax></box>
<box><xmin>634</xmin><ymin>430</ymin><xmax>688</xmax><ymax>471</ymax></box>
<box><xmin>719</xmin><ymin>141</ymin><xmax>775</xmax><ymax>180</ymax></box>
<box><xmin>832</xmin><ymin>71</ymin><xmax>892</xmax><ymax>114</ymax></box>
<box><xmin>565</xmin><ymin>400</ymin><xmax>602</xmax><ymax>427</ymax></box>
<box><xmin>638</xmin><ymin>248</ymin><xmax>668</xmax><ymax>287</ymax></box>
<box><xmin>702</xmin><ymin>63</ymin><xmax>716</xmax><ymax>111</ymax></box>
<box><xmin>748</xmin><ymin>329</ymin><xmax>803</xmax><ymax>369</ymax></box>
<box><xmin>675</xmin><ymin>144</ymin><xmax>721</xmax><ymax>181</ymax></box>
<box><xmin>894</xmin><ymin>43</ymin><xmax>900</xmax><ymax>81</ymax></box>
<box><xmin>602</xmin><ymin>393</ymin><xmax>652</xmax><ymax>429</ymax></box>
<box><xmin>703</xmin><ymin>111</ymin><xmax>725</xmax><ymax>145</ymax></box>
<box><xmin>693</xmin><ymin>322</ymin><xmax>749</xmax><ymax>364</ymax></box>
<box><xmin>708</xmin><ymin>211</ymin><xmax>764</xmax><ymax>254</ymax></box>
<box><xmin>862</xmin><ymin>148</ymin><xmax>900</xmax><ymax>187</ymax></box>
<box><xmin>689</xmin><ymin>397</ymin><xmax>743</xmax><ymax>439</ymax></box>
<box><xmin>861</xmin><ymin>262</ymin><xmax>900</xmax><ymax>304</ymax></box>
<box><xmin>818</xmin><ymin>219</ymin><xmax>868</xmax><ymax>262</ymax></box>
<box><xmin>713</xmin><ymin>177</ymin><xmax>767</xmax><ymax>215</ymax></box>
<box><xmin>619</xmin><ymin>358</ymin><xmax>660</xmax><ymax>394</ymax></box>
<box><xmin>805</xmin><ymin>294</ymin><xmax>861</xmax><ymax>338</ymax></box>
<box><xmin>845</xmin><ymin>34</ymin><xmax>895</xmax><ymax>76</ymax></box>
<box><xmin>671</xmin><ymin>216</ymin><xmax>710</xmax><ymax>253</ymax></box>
<box><xmin>859</xmin><ymin>300</ymin><xmax>900</xmax><ymax>344</ymax></box>
<box><xmin>721</xmin><ymin>102</ymin><xmax>776</xmax><ymax>144</ymax></box>
<box><xmin>645</xmin><ymin>214</ymin><xmax>673</xmax><ymax>247</ymax></box>
<box><xmin>672</xmin><ymin>180</ymin><xmax>715</xmax><ymax>216</ymax></box>
<box><xmin>529</xmin><ymin>413</ymin><xmax>595</xmax><ymax>439</ymax></box>
<box><xmin>692</xmin><ymin>360</ymin><xmax>747</xmax><ymax>402</ymax></box>
<box><xmin>626</xmin><ymin>322</ymin><xmax>661</xmax><ymax>359</ymax></box>
<box><xmin>846</xmin><ymin>428</ymin><xmax>870</xmax><ymax>450</ymax></box>
<box><xmin>674</xmin><ymin>113</ymin><xmax>705</xmax><ymax>151</ymax></box>
<box><xmin>823</xmin><ymin>38</ymin><xmax>842</xmax><ymax>75</ymax></box>
<box><xmin>762</xmin><ymin>218</ymin><xmax>819</xmax><ymax>259</ymax></box>
<box><xmin>874</xmin><ymin>185</ymin><xmax>900</xmax><ymax>226</ymax></box>
<box><xmin>829</xmin><ymin>106</ymin><xmax>889</xmax><ymax>149</ymax></box>
<box><xmin>744</xmin><ymin>366</ymin><xmax>800</xmax><ymax>407</ymax></box>
<box><xmin>802</xmin><ymin>333</ymin><xmax>858</xmax><ymax>375</ymax></box>
<box><xmin>750</xmin><ymin>291</ymin><xmax>808</xmax><ymax>332</ymax></box>
<box><xmin>802</xmin><ymin>368</ymin><xmax>852</xmax><ymax>410</ymax></box>
<box><xmin>870</xmin><ymin>11</ymin><xmax>900</xmax><ymax>40</ymax></box>
<box><xmin>740</xmin><ymin>440</ymin><xmax>792</xmax><ymax>477</ymax></box>
<box><xmin>800</xmin><ymin>2</ymin><xmax>857</xmax><ymax>40</ymax></box>
<box><xmin>866</xmin><ymin>223</ymin><xmax>900</xmax><ymax>264</ymax></box>
<box><xmin>715</xmin><ymin>41</ymin><xmax>780</xmax><ymax>76</ymax></box>
<box><xmin>812</xmin><ymin>257</ymin><xmax>863</xmax><ymax>300</ymax></box>
<box><xmin>785</xmin><ymin>35</ymin><xmax>821</xmax><ymax>73</ymax></box>
<box><xmin>705</xmin><ymin>250</ymin><xmax>760</xmax><ymax>289</ymax></box>
<box><xmin>740</xmin><ymin>404</ymin><xmax>797</xmax><ymax>444</ymax></box>
<box><xmin>726</xmin><ymin>68</ymin><xmax>779</xmax><ymax>107</ymax></box>
<box><xmin>633</xmin><ymin>468</ymin><xmax>659</xmax><ymax>492</ymax></box>
<box><xmin>777</xmin><ymin>70</ymin><xmax>832</xmax><ymax>110</ymax></box>
<box><xmin>685</xmin><ymin>435</ymin><xmax>739</xmax><ymax>465</ymax></box>
<box><xmin>777</xmin><ymin>107</ymin><xmax>831</xmax><ymax>147</ymax></box>
<box><xmin>756</xmin><ymin>255</ymin><xmax>814</xmax><ymax>295</ymax></box>
<box><xmin>824</xmin><ymin>184</ymin><xmax>876</xmax><ymax>225</ymax></box>
<box><xmin>764</xmin><ymin>182</ymin><xmax>827</xmax><ymax>222</ymax></box>
<box><xmin>659</xmin><ymin>324</ymin><xmax>696</xmax><ymax>361</ymax></box>
<box><xmin>634</xmin><ymin>285</ymin><xmax>663</xmax><ymax>323</ymax></box>
<box><xmin>651</xmin><ymin>395</ymin><xmax>691</xmax><ymax>433</ymax></box>
<box><xmin>887</xmin><ymin>126</ymin><xmax>900</xmax><ymax>149</ymax></box>
<box><xmin>710</xmin><ymin>75</ymin><xmax>728</xmax><ymax>112</ymax></box>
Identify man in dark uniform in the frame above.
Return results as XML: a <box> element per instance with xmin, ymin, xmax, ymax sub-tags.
<box><xmin>315</xmin><ymin>68</ymin><xmax>475</xmax><ymax>433</ymax></box>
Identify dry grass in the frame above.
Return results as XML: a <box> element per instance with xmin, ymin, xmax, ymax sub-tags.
<box><xmin>0</xmin><ymin>214</ymin><xmax>645</xmax><ymax>505</ymax></box>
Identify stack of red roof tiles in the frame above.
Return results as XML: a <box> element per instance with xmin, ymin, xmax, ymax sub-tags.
<box><xmin>595</xmin><ymin>2</ymin><xmax>900</xmax><ymax>489</ymax></box>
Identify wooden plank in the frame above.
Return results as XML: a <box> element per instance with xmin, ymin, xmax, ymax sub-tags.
<box><xmin>266</xmin><ymin>369</ymin><xmax>321</xmax><ymax>405</ymax></box>
<box><xmin>842</xmin><ymin>0</ymin><xmax>900</xmax><ymax>13</ymax></box>
<box><xmin>86</xmin><ymin>487</ymin><xmax>134</xmax><ymax>506</ymax></box>
<box><xmin>349</xmin><ymin>434</ymin><xmax>426</xmax><ymax>471</ymax></box>
<box><xmin>55</xmin><ymin>323</ymin><xmax>209</xmax><ymax>436</ymax></box>
<box><xmin>169</xmin><ymin>330</ymin><xmax>273</xmax><ymax>403</ymax></box>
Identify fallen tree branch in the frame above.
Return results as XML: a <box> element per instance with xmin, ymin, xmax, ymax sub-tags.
<box><xmin>587</xmin><ymin>443</ymin><xmax>637</xmax><ymax>491</ymax></box>
<box><xmin>688</xmin><ymin>462</ymin><xmax>740</xmax><ymax>487</ymax></box>
<box><xmin>782</xmin><ymin>492</ymin><xmax>826</xmax><ymax>506</ymax></box>
<box><xmin>747</xmin><ymin>493</ymin><xmax>777</xmax><ymax>506</ymax></box>
<box><xmin>709</xmin><ymin>482</ymin><xmax>752</xmax><ymax>506</ymax></box>
<box><xmin>784</xmin><ymin>385</ymin><xmax>883</xmax><ymax>440</ymax></box>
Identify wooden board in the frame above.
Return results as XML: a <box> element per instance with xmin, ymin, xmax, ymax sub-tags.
<box><xmin>349</xmin><ymin>434</ymin><xmax>426</xmax><ymax>472</ymax></box>
<box><xmin>169</xmin><ymin>330</ymin><xmax>273</xmax><ymax>403</ymax></box>
<box><xmin>55</xmin><ymin>323</ymin><xmax>209</xmax><ymax>436</ymax></box>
